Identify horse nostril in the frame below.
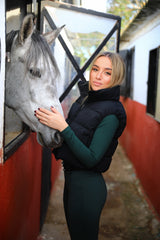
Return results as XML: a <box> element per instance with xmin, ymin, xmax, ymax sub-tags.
<box><xmin>53</xmin><ymin>131</ymin><xmax>63</xmax><ymax>148</ymax></box>
<box><xmin>37</xmin><ymin>131</ymin><xmax>63</xmax><ymax>148</ymax></box>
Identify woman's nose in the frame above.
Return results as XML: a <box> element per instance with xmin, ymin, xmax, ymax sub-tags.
<box><xmin>96</xmin><ymin>71</ymin><xmax>102</xmax><ymax>79</ymax></box>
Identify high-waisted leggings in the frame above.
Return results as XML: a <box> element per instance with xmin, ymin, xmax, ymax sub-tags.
<box><xmin>63</xmin><ymin>170</ymin><xmax>107</xmax><ymax>240</ymax></box>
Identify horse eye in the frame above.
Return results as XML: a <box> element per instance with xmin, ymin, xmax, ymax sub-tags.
<box><xmin>18</xmin><ymin>57</ymin><xmax>25</xmax><ymax>63</ymax></box>
<box><xmin>29</xmin><ymin>68</ymin><xmax>41</xmax><ymax>78</ymax></box>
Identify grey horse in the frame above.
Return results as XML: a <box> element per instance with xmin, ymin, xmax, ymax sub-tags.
<box><xmin>6</xmin><ymin>14</ymin><xmax>64</xmax><ymax>148</ymax></box>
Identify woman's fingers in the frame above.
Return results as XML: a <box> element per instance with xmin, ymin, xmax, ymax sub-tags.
<box><xmin>50</xmin><ymin>106</ymin><xmax>59</xmax><ymax>114</ymax></box>
<box><xmin>35</xmin><ymin>111</ymin><xmax>47</xmax><ymax>120</ymax></box>
<box><xmin>34</xmin><ymin>107</ymin><xmax>67</xmax><ymax>131</ymax></box>
<box><xmin>37</xmin><ymin>108</ymin><xmax>51</xmax><ymax>115</ymax></box>
<box><xmin>37</xmin><ymin>114</ymin><xmax>48</xmax><ymax>122</ymax></box>
<box><xmin>35</xmin><ymin>109</ymin><xmax>51</xmax><ymax>123</ymax></box>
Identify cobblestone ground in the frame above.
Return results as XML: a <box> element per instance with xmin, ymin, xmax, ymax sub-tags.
<box><xmin>38</xmin><ymin>145</ymin><xmax>160</xmax><ymax>240</ymax></box>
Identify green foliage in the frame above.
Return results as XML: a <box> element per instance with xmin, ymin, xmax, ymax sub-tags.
<box><xmin>107</xmin><ymin>0</ymin><xmax>148</xmax><ymax>32</ymax></box>
<box><xmin>69</xmin><ymin>0</ymin><xmax>148</xmax><ymax>67</ymax></box>
<box><xmin>71</xmin><ymin>32</ymin><xmax>116</xmax><ymax>67</ymax></box>
<box><xmin>72</xmin><ymin>32</ymin><xmax>105</xmax><ymax>67</ymax></box>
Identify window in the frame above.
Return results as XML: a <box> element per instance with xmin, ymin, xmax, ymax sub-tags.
<box><xmin>147</xmin><ymin>47</ymin><xmax>160</xmax><ymax>122</ymax></box>
<box><xmin>4</xmin><ymin>1</ymin><xmax>37</xmax><ymax>162</ymax></box>
<box><xmin>119</xmin><ymin>48</ymin><xmax>134</xmax><ymax>98</ymax></box>
<box><xmin>41</xmin><ymin>2</ymin><xmax>121</xmax><ymax>114</ymax></box>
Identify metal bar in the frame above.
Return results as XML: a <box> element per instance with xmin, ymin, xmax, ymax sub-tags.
<box><xmin>116</xmin><ymin>18</ymin><xmax>121</xmax><ymax>53</ymax></box>
<box><xmin>37</xmin><ymin>0</ymin><xmax>41</xmax><ymax>31</ymax></box>
<box><xmin>52</xmin><ymin>1</ymin><xmax>121</xmax><ymax>22</ymax></box>
<box><xmin>81</xmin><ymin>21</ymin><xmax>119</xmax><ymax>72</ymax></box>
<box><xmin>59</xmin><ymin>74</ymin><xmax>86</xmax><ymax>102</ymax></box>
<box><xmin>58</xmin><ymin>35</ymin><xmax>85</xmax><ymax>78</ymax></box>
<box><xmin>4</xmin><ymin>129</ymin><xmax>30</xmax><ymax>161</ymax></box>
<box><xmin>42</xmin><ymin>8</ymin><xmax>84</xmax><ymax>78</ymax></box>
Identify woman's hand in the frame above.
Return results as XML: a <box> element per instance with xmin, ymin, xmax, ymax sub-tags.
<box><xmin>35</xmin><ymin>106</ymin><xmax>68</xmax><ymax>132</ymax></box>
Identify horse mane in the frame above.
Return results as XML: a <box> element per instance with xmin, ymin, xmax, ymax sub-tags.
<box><xmin>27</xmin><ymin>29</ymin><xmax>60</xmax><ymax>79</ymax></box>
<box><xmin>6</xmin><ymin>29</ymin><xmax>60</xmax><ymax>80</ymax></box>
<box><xmin>6</xmin><ymin>30</ymin><xmax>19</xmax><ymax>52</ymax></box>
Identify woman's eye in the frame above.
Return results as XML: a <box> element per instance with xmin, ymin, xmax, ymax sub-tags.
<box><xmin>29</xmin><ymin>68</ymin><xmax>41</xmax><ymax>78</ymax></box>
<box><xmin>105</xmin><ymin>71</ymin><xmax>111</xmax><ymax>76</ymax></box>
<box><xmin>92</xmin><ymin>67</ymin><xmax>98</xmax><ymax>72</ymax></box>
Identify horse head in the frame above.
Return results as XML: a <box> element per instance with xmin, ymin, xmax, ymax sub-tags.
<box><xmin>6</xmin><ymin>14</ymin><xmax>64</xmax><ymax>148</ymax></box>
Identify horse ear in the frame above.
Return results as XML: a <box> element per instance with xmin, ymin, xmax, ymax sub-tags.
<box><xmin>19</xmin><ymin>14</ymin><xmax>36</xmax><ymax>44</ymax></box>
<box><xmin>43</xmin><ymin>25</ymin><xmax>65</xmax><ymax>45</ymax></box>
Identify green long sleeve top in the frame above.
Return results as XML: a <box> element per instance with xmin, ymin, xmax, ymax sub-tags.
<box><xmin>60</xmin><ymin>114</ymin><xmax>119</xmax><ymax>168</ymax></box>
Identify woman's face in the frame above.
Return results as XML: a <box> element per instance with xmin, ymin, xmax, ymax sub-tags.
<box><xmin>90</xmin><ymin>56</ymin><xmax>112</xmax><ymax>91</ymax></box>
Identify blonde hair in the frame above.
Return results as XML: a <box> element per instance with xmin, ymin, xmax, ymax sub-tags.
<box><xmin>89</xmin><ymin>52</ymin><xmax>126</xmax><ymax>90</ymax></box>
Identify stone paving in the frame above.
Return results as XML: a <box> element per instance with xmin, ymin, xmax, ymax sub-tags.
<box><xmin>39</xmin><ymin>144</ymin><xmax>160</xmax><ymax>240</ymax></box>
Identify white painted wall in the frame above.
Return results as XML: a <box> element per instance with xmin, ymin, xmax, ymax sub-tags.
<box><xmin>120</xmin><ymin>14</ymin><xmax>160</xmax><ymax>106</ymax></box>
<box><xmin>0</xmin><ymin>0</ymin><xmax>5</xmax><ymax>163</ymax></box>
<box><xmin>81</xmin><ymin>0</ymin><xmax>107</xmax><ymax>12</ymax></box>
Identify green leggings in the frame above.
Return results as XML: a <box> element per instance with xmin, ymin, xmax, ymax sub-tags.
<box><xmin>63</xmin><ymin>170</ymin><xmax>107</xmax><ymax>240</ymax></box>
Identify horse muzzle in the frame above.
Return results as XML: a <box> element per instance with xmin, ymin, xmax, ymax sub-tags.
<box><xmin>37</xmin><ymin>130</ymin><xmax>63</xmax><ymax>148</ymax></box>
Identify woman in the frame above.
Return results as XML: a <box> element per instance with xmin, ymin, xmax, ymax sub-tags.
<box><xmin>35</xmin><ymin>52</ymin><xmax>126</xmax><ymax>240</ymax></box>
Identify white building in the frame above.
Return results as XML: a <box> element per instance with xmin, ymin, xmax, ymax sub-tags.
<box><xmin>119</xmin><ymin>0</ymin><xmax>160</xmax><ymax>217</ymax></box>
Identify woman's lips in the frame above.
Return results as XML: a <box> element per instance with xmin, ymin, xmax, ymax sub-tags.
<box><xmin>92</xmin><ymin>81</ymin><xmax>102</xmax><ymax>86</ymax></box>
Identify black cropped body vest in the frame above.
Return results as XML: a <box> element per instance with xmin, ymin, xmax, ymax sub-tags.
<box><xmin>53</xmin><ymin>83</ymin><xmax>126</xmax><ymax>172</ymax></box>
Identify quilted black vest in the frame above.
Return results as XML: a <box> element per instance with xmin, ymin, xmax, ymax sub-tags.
<box><xmin>53</xmin><ymin>82</ymin><xmax>126</xmax><ymax>172</ymax></box>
